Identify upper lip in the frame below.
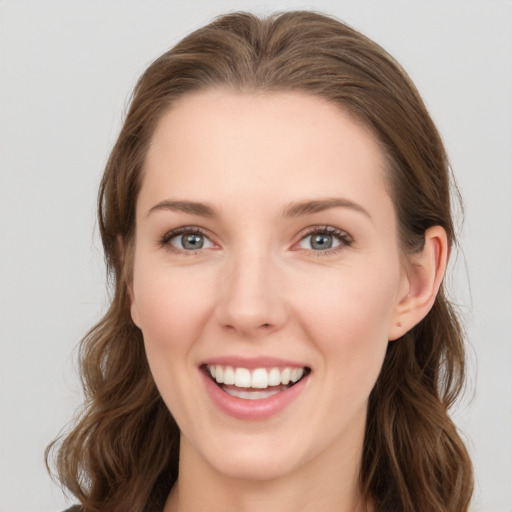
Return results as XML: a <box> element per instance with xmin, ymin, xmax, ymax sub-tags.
<box><xmin>201</xmin><ymin>356</ymin><xmax>309</xmax><ymax>370</ymax></box>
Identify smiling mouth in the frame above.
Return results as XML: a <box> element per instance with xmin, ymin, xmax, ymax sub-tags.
<box><xmin>203</xmin><ymin>364</ymin><xmax>311</xmax><ymax>400</ymax></box>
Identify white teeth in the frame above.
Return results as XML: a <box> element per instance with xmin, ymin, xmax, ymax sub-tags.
<box><xmin>251</xmin><ymin>368</ymin><xmax>268</xmax><ymax>389</ymax></box>
<box><xmin>224</xmin><ymin>388</ymin><xmax>282</xmax><ymax>400</ymax></box>
<box><xmin>215</xmin><ymin>365</ymin><xmax>224</xmax><ymax>384</ymax></box>
<box><xmin>291</xmin><ymin>368</ymin><xmax>303</xmax><ymax>383</ymax></box>
<box><xmin>268</xmin><ymin>367</ymin><xmax>281</xmax><ymax>386</ymax></box>
<box><xmin>223</xmin><ymin>366</ymin><xmax>235</xmax><ymax>385</ymax></box>
<box><xmin>206</xmin><ymin>365</ymin><xmax>306</xmax><ymax>389</ymax></box>
<box><xmin>234</xmin><ymin>368</ymin><xmax>251</xmax><ymax>388</ymax></box>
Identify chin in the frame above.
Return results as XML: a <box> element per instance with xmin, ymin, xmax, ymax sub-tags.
<box><xmin>210</xmin><ymin>452</ymin><xmax>298</xmax><ymax>482</ymax></box>
<box><xmin>195</xmin><ymin>431</ymin><xmax>311</xmax><ymax>483</ymax></box>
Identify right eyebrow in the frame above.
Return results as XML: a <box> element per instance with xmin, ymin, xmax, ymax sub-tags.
<box><xmin>282</xmin><ymin>197</ymin><xmax>372</xmax><ymax>220</ymax></box>
<box><xmin>146</xmin><ymin>199</ymin><xmax>218</xmax><ymax>218</ymax></box>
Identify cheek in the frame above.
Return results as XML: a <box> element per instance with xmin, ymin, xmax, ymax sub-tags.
<box><xmin>131</xmin><ymin>264</ymin><xmax>215</xmax><ymax>355</ymax></box>
<box><xmin>300</xmin><ymin>263</ymin><xmax>398</xmax><ymax>336</ymax></box>
<box><xmin>296</xmin><ymin>263</ymin><xmax>399</xmax><ymax>382</ymax></box>
<box><xmin>131</xmin><ymin>264</ymin><xmax>217</xmax><ymax>417</ymax></box>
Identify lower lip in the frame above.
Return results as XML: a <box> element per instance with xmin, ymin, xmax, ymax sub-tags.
<box><xmin>201</xmin><ymin>370</ymin><xmax>309</xmax><ymax>420</ymax></box>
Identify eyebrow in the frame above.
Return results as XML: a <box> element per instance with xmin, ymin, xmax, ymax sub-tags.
<box><xmin>146</xmin><ymin>200</ymin><xmax>218</xmax><ymax>218</ymax></box>
<box><xmin>146</xmin><ymin>197</ymin><xmax>371</xmax><ymax>220</ymax></box>
<box><xmin>282</xmin><ymin>198</ymin><xmax>372</xmax><ymax>220</ymax></box>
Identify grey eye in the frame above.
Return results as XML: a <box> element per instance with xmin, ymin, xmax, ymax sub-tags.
<box><xmin>310</xmin><ymin>234</ymin><xmax>334</xmax><ymax>250</ymax></box>
<box><xmin>299</xmin><ymin>232</ymin><xmax>342</xmax><ymax>251</ymax></box>
<box><xmin>170</xmin><ymin>232</ymin><xmax>213</xmax><ymax>251</ymax></box>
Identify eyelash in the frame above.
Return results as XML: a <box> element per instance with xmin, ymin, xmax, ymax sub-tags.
<box><xmin>159</xmin><ymin>225</ymin><xmax>353</xmax><ymax>256</ymax></box>
<box><xmin>297</xmin><ymin>226</ymin><xmax>354</xmax><ymax>256</ymax></box>
<box><xmin>159</xmin><ymin>226</ymin><xmax>211</xmax><ymax>255</ymax></box>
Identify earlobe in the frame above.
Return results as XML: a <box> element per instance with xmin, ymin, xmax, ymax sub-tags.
<box><xmin>389</xmin><ymin>226</ymin><xmax>449</xmax><ymax>341</ymax></box>
<box><xmin>126</xmin><ymin>272</ymin><xmax>141</xmax><ymax>329</ymax></box>
<box><xmin>126</xmin><ymin>273</ymin><xmax>140</xmax><ymax>328</ymax></box>
<box><xmin>130</xmin><ymin>298</ymin><xmax>141</xmax><ymax>328</ymax></box>
<box><xmin>117</xmin><ymin>234</ymin><xmax>141</xmax><ymax>328</ymax></box>
<box><xmin>128</xmin><ymin>277</ymin><xmax>142</xmax><ymax>329</ymax></box>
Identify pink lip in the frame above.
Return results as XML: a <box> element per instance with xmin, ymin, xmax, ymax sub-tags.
<box><xmin>200</xmin><ymin>368</ymin><xmax>310</xmax><ymax>421</ymax></box>
<box><xmin>201</xmin><ymin>355</ymin><xmax>307</xmax><ymax>369</ymax></box>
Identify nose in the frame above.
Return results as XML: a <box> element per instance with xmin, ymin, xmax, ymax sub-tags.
<box><xmin>215</xmin><ymin>250</ymin><xmax>287</xmax><ymax>338</ymax></box>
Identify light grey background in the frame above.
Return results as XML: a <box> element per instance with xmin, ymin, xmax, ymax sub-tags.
<box><xmin>1</xmin><ymin>1</ymin><xmax>511</xmax><ymax>511</ymax></box>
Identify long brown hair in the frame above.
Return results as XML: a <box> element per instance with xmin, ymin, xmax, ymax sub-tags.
<box><xmin>47</xmin><ymin>11</ymin><xmax>473</xmax><ymax>512</ymax></box>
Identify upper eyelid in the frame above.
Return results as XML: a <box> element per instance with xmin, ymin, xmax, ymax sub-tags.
<box><xmin>161</xmin><ymin>224</ymin><xmax>350</xmax><ymax>237</ymax></box>
<box><xmin>299</xmin><ymin>225</ymin><xmax>349</xmax><ymax>235</ymax></box>
<box><xmin>160</xmin><ymin>224</ymin><xmax>353</xmax><ymax>249</ymax></box>
<box><xmin>296</xmin><ymin>225</ymin><xmax>352</xmax><ymax>241</ymax></box>
<box><xmin>162</xmin><ymin>225</ymin><xmax>212</xmax><ymax>239</ymax></box>
<box><xmin>160</xmin><ymin>226</ymin><xmax>216</xmax><ymax>249</ymax></box>
<box><xmin>292</xmin><ymin>225</ymin><xmax>354</xmax><ymax>253</ymax></box>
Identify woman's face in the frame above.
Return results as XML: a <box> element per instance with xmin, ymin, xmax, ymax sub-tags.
<box><xmin>130</xmin><ymin>90</ymin><xmax>409</xmax><ymax>481</ymax></box>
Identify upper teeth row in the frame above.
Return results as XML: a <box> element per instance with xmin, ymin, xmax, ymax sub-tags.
<box><xmin>207</xmin><ymin>365</ymin><xmax>305</xmax><ymax>389</ymax></box>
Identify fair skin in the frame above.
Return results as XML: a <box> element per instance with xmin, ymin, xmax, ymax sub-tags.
<box><xmin>129</xmin><ymin>90</ymin><xmax>448</xmax><ymax>512</ymax></box>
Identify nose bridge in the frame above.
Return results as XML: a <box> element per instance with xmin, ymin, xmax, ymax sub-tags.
<box><xmin>216</xmin><ymin>243</ymin><xmax>286</xmax><ymax>335</ymax></box>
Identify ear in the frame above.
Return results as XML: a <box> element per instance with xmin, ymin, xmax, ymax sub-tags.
<box><xmin>117</xmin><ymin>234</ymin><xmax>141</xmax><ymax>328</ymax></box>
<box><xmin>388</xmin><ymin>226</ymin><xmax>449</xmax><ymax>341</ymax></box>
<box><xmin>130</xmin><ymin>293</ymin><xmax>141</xmax><ymax>329</ymax></box>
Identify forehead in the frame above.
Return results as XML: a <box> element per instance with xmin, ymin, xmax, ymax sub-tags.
<box><xmin>141</xmin><ymin>89</ymin><xmax>391</xmax><ymax>218</ymax></box>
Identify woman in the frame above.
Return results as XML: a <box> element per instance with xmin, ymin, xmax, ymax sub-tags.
<box><xmin>47</xmin><ymin>11</ymin><xmax>473</xmax><ymax>512</ymax></box>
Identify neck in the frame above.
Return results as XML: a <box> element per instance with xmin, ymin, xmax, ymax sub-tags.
<box><xmin>164</xmin><ymin>432</ymin><xmax>370</xmax><ymax>512</ymax></box>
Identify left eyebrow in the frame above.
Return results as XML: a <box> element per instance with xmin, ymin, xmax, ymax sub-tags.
<box><xmin>282</xmin><ymin>198</ymin><xmax>372</xmax><ymax>220</ymax></box>
<box><xmin>146</xmin><ymin>197</ymin><xmax>371</xmax><ymax>221</ymax></box>
<box><xmin>146</xmin><ymin>199</ymin><xmax>218</xmax><ymax>218</ymax></box>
